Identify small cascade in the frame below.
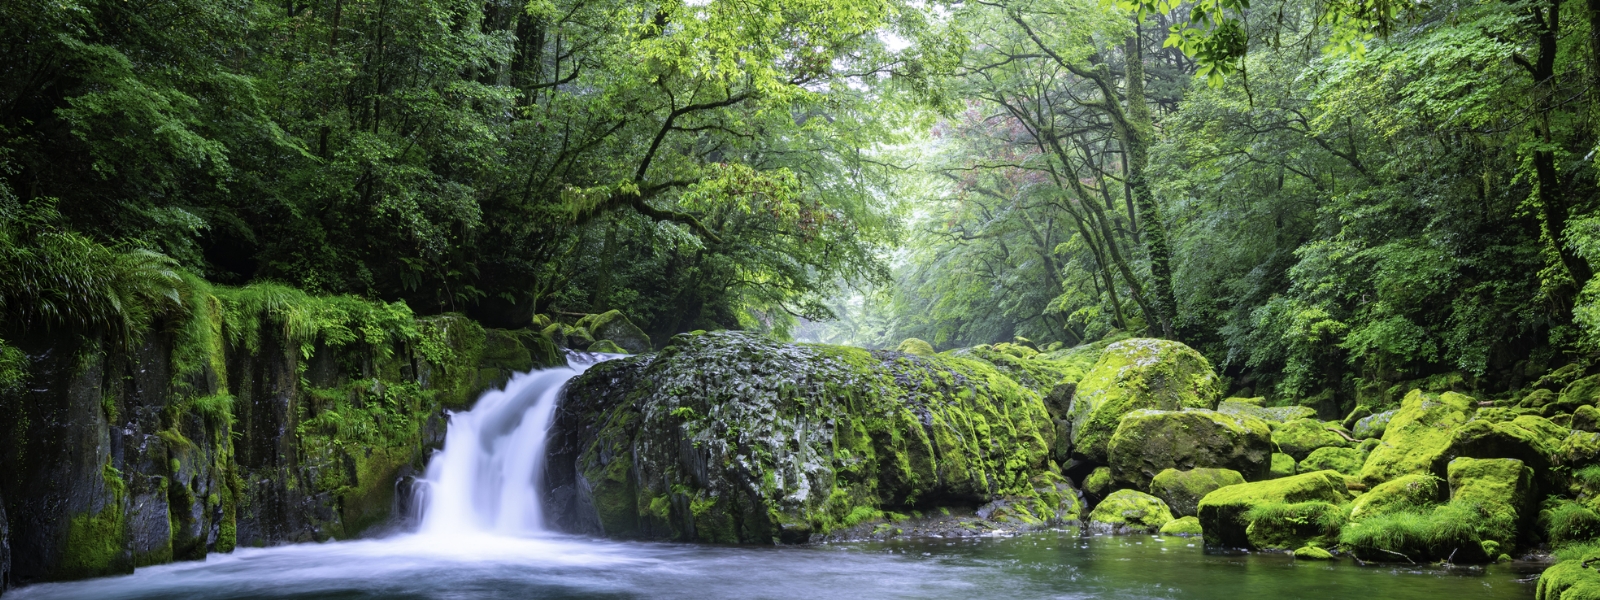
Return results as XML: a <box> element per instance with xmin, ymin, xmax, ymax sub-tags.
<box><xmin>416</xmin><ymin>353</ymin><xmax>612</xmax><ymax>536</ymax></box>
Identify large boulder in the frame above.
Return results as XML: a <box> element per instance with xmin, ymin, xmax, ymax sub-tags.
<box><xmin>1064</xmin><ymin>339</ymin><xmax>1222</xmax><ymax>462</ymax></box>
<box><xmin>1087</xmin><ymin>489</ymin><xmax>1174</xmax><ymax>534</ymax></box>
<box><xmin>1197</xmin><ymin>470</ymin><xmax>1349</xmax><ymax>549</ymax></box>
<box><xmin>1537</xmin><ymin>548</ymin><xmax>1600</xmax><ymax>600</ymax></box>
<box><xmin>1271</xmin><ymin>418</ymin><xmax>1350</xmax><ymax>461</ymax></box>
<box><xmin>1352</xmin><ymin>409</ymin><xmax>1397</xmax><ymax>439</ymax></box>
<box><xmin>1108</xmin><ymin>409</ymin><xmax>1271</xmax><ymax>489</ymax></box>
<box><xmin>1149</xmin><ymin>468</ymin><xmax>1245</xmax><ymax>518</ymax></box>
<box><xmin>577</xmin><ymin>310</ymin><xmax>652</xmax><ymax>354</ymax></box>
<box><xmin>1217</xmin><ymin>400</ymin><xmax>1317</xmax><ymax>426</ymax></box>
<box><xmin>1359</xmin><ymin>390</ymin><xmax>1474</xmax><ymax>486</ymax></box>
<box><xmin>544</xmin><ymin>331</ymin><xmax>1059</xmax><ymax>543</ymax></box>
<box><xmin>1447</xmin><ymin>457</ymin><xmax>1533</xmax><ymax>554</ymax></box>
<box><xmin>1448</xmin><ymin>414</ymin><xmax>1567</xmax><ymax>474</ymax></box>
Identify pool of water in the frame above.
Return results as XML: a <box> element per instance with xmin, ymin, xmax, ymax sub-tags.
<box><xmin>9</xmin><ymin>530</ymin><xmax>1540</xmax><ymax>600</ymax></box>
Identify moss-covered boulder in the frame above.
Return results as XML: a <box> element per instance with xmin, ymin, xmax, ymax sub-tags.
<box><xmin>1352</xmin><ymin>409</ymin><xmax>1397</xmax><ymax>439</ymax></box>
<box><xmin>1084</xmin><ymin>466</ymin><xmax>1113</xmax><ymax>503</ymax></box>
<box><xmin>1160</xmin><ymin>515</ymin><xmax>1203</xmax><ymax>536</ymax></box>
<box><xmin>545</xmin><ymin>331</ymin><xmax>1058</xmax><ymax>544</ymax></box>
<box><xmin>1087</xmin><ymin>489</ymin><xmax>1174</xmax><ymax>534</ymax></box>
<box><xmin>577</xmin><ymin>310</ymin><xmax>652</xmax><ymax>354</ymax></box>
<box><xmin>1359</xmin><ymin>390</ymin><xmax>1474</xmax><ymax>486</ymax></box>
<box><xmin>1349</xmin><ymin>473</ymin><xmax>1441</xmax><ymax>520</ymax></box>
<box><xmin>1574</xmin><ymin>405</ymin><xmax>1600</xmax><ymax>433</ymax></box>
<box><xmin>1241</xmin><ymin>501</ymin><xmax>1346</xmax><ymax>549</ymax></box>
<box><xmin>1447</xmin><ymin>457</ymin><xmax>1532</xmax><ymax>553</ymax></box>
<box><xmin>1298</xmin><ymin>447</ymin><xmax>1365</xmax><ymax>476</ymax></box>
<box><xmin>895</xmin><ymin>338</ymin><xmax>935</xmax><ymax>357</ymax></box>
<box><xmin>1065</xmin><ymin>339</ymin><xmax>1222</xmax><ymax>462</ymax></box>
<box><xmin>587</xmin><ymin>339</ymin><xmax>626</xmax><ymax>354</ymax></box>
<box><xmin>1272</xmin><ymin>418</ymin><xmax>1350</xmax><ymax>461</ymax></box>
<box><xmin>1196</xmin><ymin>470</ymin><xmax>1349</xmax><ymax>549</ymax></box>
<box><xmin>1267</xmin><ymin>453</ymin><xmax>1296</xmax><ymax>480</ymax></box>
<box><xmin>1449</xmin><ymin>414</ymin><xmax>1568</xmax><ymax>475</ymax></box>
<box><xmin>1108</xmin><ymin>409</ymin><xmax>1271</xmax><ymax>489</ymax></box>
<box><xmin>1536</xmin><ymin>548</ymin><xmax>1600</xmax><ymax>600</ymax></box>
<box><xmin>1216</xmin><ymin>400</ymin><xmax>1317</xmax><ymax>426</ymax></box>
<box><xmin>1294</xmin><ymin>545</ymin><xmax>1335</xmax><ymax>560</ymax></box>
<box><xmin>1149</xmin><ymin>468</ymin><xmax>1245</xmax><ymax>518</ymax></box>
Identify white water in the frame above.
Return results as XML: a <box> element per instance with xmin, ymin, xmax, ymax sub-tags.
<box><xmin>415</xmin><ymin>353</ymin><xmax>612</xmax><ymax>536</ymax></box>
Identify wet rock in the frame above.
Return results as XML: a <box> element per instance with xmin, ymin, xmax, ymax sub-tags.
<box><xmin>545</xmin><ymin>331</ymin><xmax>1058</xmax><ymax>544</ymax></box>
<box><xmin>1149</xmin><ymin>468</ymin><xmax>1245</xmax><ymax>518</ymax></box>
<box><xmin>1065</xmin><ymin>339</ymin><xmax>1222</xmax><ymax>463</ymax></box>
<box><xmin>1160</xmin><ymin>515</ymin><xmax>1203</xmax><ymax>536</ymax></box>
<box><xmin>1087</xmin><ymin>489</ymin><xmax>1173</xmax><ymax>534</ymax></box>
<box><xmin>1293</xmin><ymin>545</ymin><xmax>1334</xmax><ymax>560</ymax></box>
<box><xmin>587</xmin><ymin>340</ymin><xmax>627</xmax><ymax>354</ymax></box>
<box><xmin>577</xmin><ymin>310</ymin><xmax>652</xmax><ymax>354</ymax></box>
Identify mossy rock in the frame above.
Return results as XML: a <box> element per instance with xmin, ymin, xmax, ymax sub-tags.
<box><xmin>1536</xmin><ymin>549</ymin><xmax>1600</xmax><ymax>600</ymax></box>
<box><xmin>1352</xmin><ymin>409</ymin><xmax>1397</xmax><ymax>439</ymax></box>
<box><xmin>1272</xmin><ymin>418</ymin><xmax>1350</xmax><ymax>461</ymax></box>
<box><xmin>1196</xmin><ymin>470</ymin><xmax>1349</xmax><ymax>549</ymax></box>
<box><xmin>1298</xmin><ymin>447</ymin><xmax>1364</xmax><ymax>476</ymax></box>
<box><xmin>1149</xmin><ymin>468</ymin><xmax>1245</xmax><ymax>518</ymax></box>
<box><xmin>895</xmin><ymin>338</ymin><xmax>935</xmax><ymax>357</ymax></box>
<box><xmin>1349</xmin><ymin>473</ymin><xmax>1441</xmax><ymax>521</ymax></box>
<box><xmin>1065</xmin><ymin>339</ymin><xmax>1222</xmax><ymax>462</ymax></box>
<box><xmin>1359</xmin><ymin>389</ymin><xmax>1474</xmax><ymax>487</ymax></box>
<box><xmin>587</xmin><ymin>339</ymin><xmax>627</xmax><ymax>354</ymax></box>
<box><xmin>1446</xmin><ymin>457</ymin><xmax>1532</xmax><ymax>552</ymax></box>
<box><xmin>578</xmin><ymin>310</ymin><xmax>651</xmax><ymax>354</ymax></box>
<box><xmin>1267</xmin><ymin>453</ymin><xmax>1296</xmax><ymax>480</ymax></box>
<box><xmin>1574</xmin><ymin>405</ymin><xmax>1599</xmax><ymax>433</ymax></box>
<box><xmin>1084</xmin><ymin>466</ymin><xmax>1113</xmax><ymax>503</ymax></box>
<box><xmin>548</xmin><ymin>331</ymin><xmax>1058</xmax><ymax>544</ymax></box>
<box><xmin>1560</xmin><ymin>431</ymin><xmax>1600</xmax><ymax>468</ymax></box>
<box><xmin>1449</xmin><ymin>414</ymin><xmax>1567</xmax><ymax>474</ymax></box>
<box><xmin>1087</xmin><ymin>489</ymin><xmax>1174</xmax><ymax>534</ymax></box>
<box><xmin>1243</xmin><ymin>501</ymin><xmax>1346</xmax><ymax>550</ymax></box>
<box><xmin>1107</xmin><ymin>409</ymin><xmax>1271</xmax><ymax>489</ymax></box>
<box><xmin>1294</xmin><ymin>545</ymin><xmax>1335</xmax><ymax>560</ymax></box>
<box><xmin>1160</xmin><ymin>515</ymin><xmax>1203</xmax><ymax>536</ymax></box>
<box><xmin>1215</xmin><ymin>400</ymin><xmax>1315</xmax><ymax>426</ymax></box>
<box><xmin>1521</xmin><ymin>388</ymin><xmax>1559</xmax><ymax>410</ymax></box>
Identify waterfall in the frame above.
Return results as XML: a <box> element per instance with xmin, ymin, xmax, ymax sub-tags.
<box><xmin>416</xmin><ymin>353</ymin><xmax>612</xmax><ymax>537</ymax></box>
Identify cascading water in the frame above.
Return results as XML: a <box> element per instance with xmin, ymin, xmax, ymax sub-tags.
<box><xmin>415</xmin><ymin>353</ymin><xmax>612</xmax><ymax>537</ymax></box>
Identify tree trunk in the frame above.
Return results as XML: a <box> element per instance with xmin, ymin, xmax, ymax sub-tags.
<box><xmin>1121</xmin><ymin>31</ymin><xmax>1180</xmax><ymax>339</ymax></box>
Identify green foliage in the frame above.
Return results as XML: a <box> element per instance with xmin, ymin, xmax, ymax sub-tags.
<box><xmin>1543</xmin><ymin>500</ymin><xmax>1600</xmax><ymax>546</ymax></box>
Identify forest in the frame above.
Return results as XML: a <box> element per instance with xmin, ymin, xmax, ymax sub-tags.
<box><xmin>1</xmin><ymin>0</ymin><xmax>1600</xmax><ymax>596</ymax></box>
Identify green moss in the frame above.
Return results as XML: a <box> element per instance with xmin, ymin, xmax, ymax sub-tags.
<box><xmin>1449</xmin><ymin>414</ymin><xmax>1567</xmax><ymax>473</ymax></box>
<box><xmin>1197</xmin><ymin>470</ymin><xmax>1349</xmax><ymax>549</ymax></box>
<box><xmin>1149</xmin><ymin>468</ymin><xmax>1246</xmax><ymax>518</ymax></box>
<box><xmin>1446</xmin><ymin>457</ymin><xmax>1532</xmax><ymax>551</ymax></box>
<box><xmin>1087</xmin><ymin>489</ymin><xmax>1174</xmax><ymax>533</ymax></box>
<box><xmin>1272</xmin><ymin>418</ymin><xmax>1350</xmax><ymax>461</ymax></box>
<box><xmin>1217</xmin><ymin>400</ymin><xmax>1316</xmax><ymax>426</ymax></box>
<box><xmin>1085</xmin><ymin>467</ymin><xmax>1113</xmax><ymax>497</ymax></box>
<box><xmin>1243</xmin><ymin>501</ymin><xmax>1346</xmax><ymax>549</ymax></box>
<box><xmin>1108</xmin><ymin>409</ymin><xmax>1272</xmax><ymax>488</ymax></box>
<box><xmin>1294</xmin><ymin>545</ymin><xmax>1335</xmax><ymax>560</ymax></box>
<box><xmin>1536</xmin><ymin>550</ymin><xmax>1600</xmax><ymax>600</ymax></box>
<box><xmin>1350</xmin><ymin>473</ymin><xmax>1440</xmax><ymax>520</ymax></box>
<box><xmin>1298</xmin><ymin>447</ymin><xmax>1365</xmax><ymax>476</ymax></box>
<box><xmin>56</xmin><ymin>464</ymin><xmax>129</xmax><ymax>580</ymax></box>
<box><xmin>588</xmin><ymin>339</ymin><xmax>627</xmax><ymax>354</ymax></box>
<box><xmin>1267</xmin><ymin>453</ymin><xmax>1296</xmax><ymax>480</ymax></box>
<box><xmin>1359</xmin><ymin>389</ymin><xmax>1474</xmax><ymax>486</ymax></box>
<box><xmin>1339</xmin><ymin>503</ymin><xmax>1497</xmax><ymax>563</ymax></box>
<box><xmin>1065</xmin><ymin>339</ymin><xmax>1222</xmax><ymax>462</ymax></box>
<box><xmin>895</xmin><ymin>338</ymin><xmax>935</xmax><ymax>356</ymax></box>
<box><xmin>1160</xmin><ymin>515</ymin><xmax>1204</xmax><ymax>536</ymax></box>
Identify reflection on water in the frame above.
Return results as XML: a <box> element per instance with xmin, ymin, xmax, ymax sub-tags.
<box><xmin>10</xmin><ymin>530</ymin><xmax>1538</xmax><ymax>600</ymax></box>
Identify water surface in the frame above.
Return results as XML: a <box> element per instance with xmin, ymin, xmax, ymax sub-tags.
<box><xmin>11</xmin><ymin>530</ymin><xmax>1538</xmax><ymax>600</ymax></box>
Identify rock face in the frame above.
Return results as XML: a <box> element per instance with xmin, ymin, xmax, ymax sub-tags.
<box><xmin>1196</xmin><ymin>470</ymin><xmax>1349</xmax><ymax>549</ymax></box>
<box><xmin>1107</xmin><ymin>410</ymin><xmax>1271</xmax><ymax>489</ymax></box>
<box><xmin>543</xmin><ymin>331</ymin><xmax>1060</xmax><ymax>543</ymax></box>
<box><xmin>1149</xmin><ymin>468</ymin><xmax>1245</xmax><ymax>518</ymax></box>
<box><xmin>1087</xmin><ymin>489</ymin><xmax>1174</xmax><ymax>534</ymax></box>
<box><xmin>0</xmin><ymin>287</ymin><xmax>556</xmax><ymax>585</ymax></box>
<box><xmin>1064</xmin><ymin>339</ymin><xmax>1222</xmax><ymax>462</ymax></box>
<box><xmin>1359</xmin><ymin>390</ymin><xmax>1474</xmax><ymax>486</ymax></box>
